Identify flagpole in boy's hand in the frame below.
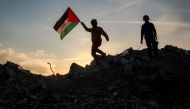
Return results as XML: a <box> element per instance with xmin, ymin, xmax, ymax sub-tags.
<box><xmin>140</xmin><ymin>40</ymin><xmax>143</xmax><ymax>44</ymax></box>
<box><xmin>81</xmin><ymin>22</ymin><xmax>84</xmax><ymax>25</ymax></box>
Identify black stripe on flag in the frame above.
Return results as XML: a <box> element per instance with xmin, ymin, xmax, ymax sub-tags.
<box><xmin>53</xmin><ymin>9</ymin><xmax>68</xmax><ymax>31</ymax></box>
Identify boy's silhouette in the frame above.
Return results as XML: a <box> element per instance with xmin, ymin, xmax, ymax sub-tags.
<box><xmin>81</xmin><ymin>19</ymin><xmax>109</xmax><ymax>65</ymax></box>
<box><xmin>141</xmin><ymin>15</ymin><xmax>158</xmax><ymax>59</ymax></box>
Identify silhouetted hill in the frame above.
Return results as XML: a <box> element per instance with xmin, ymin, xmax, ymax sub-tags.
<box><xmin>0</xmin><ymin>45</ymin><xmax>190</xmax><ymax>109</ymax></box>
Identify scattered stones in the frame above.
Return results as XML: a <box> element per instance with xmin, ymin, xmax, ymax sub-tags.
<box><xmin>0</xmin><ymin>45</ymin><xmax>190</xmax><ymax>109</ymax></box>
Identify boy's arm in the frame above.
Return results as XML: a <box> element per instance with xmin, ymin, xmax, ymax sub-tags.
<box><xmin>141</xmin><ymin>25</ymin><xmax>144</xmax><ymax>44</ymax></box>
<box><xmin>102</xmin><ymin>32</ymin><xmax>109</xmax><ymax>41</ymax></box>
<box><xmin>81</xmin><ymin>22</ymin><xmax>91</xmax><ymax>32</ymax></box>
<box><xmin>152</xmin><ymin>24</ymin><xmax>157</xmax><ymax>40</ymax></box>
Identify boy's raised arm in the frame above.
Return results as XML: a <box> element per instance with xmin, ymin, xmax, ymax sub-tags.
<box><xmin>81</xmin><ymin>22</ymin><xmax>91</xmax><ymax>32</ymax></box>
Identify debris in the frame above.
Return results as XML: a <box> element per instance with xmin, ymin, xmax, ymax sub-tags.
<box><xmin>0</xmin><ymin>45</ymin><xmax>190</xmax><ymax>108</ymax></box>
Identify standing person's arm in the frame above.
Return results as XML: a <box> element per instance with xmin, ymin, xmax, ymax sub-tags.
<box><xmin>141</xmin><ymin>25</ymin><xmax>144</xmax><ymax>44</ymax></box>
<box><xmin>152</xmin><ymin>23</ymin><xmax>157</xmax><ymax>40</ymax></box>
<box><xmin>81</xmin><ymin>22</ymin><xmax>91</xmax><ymax>32</ymax></box>
<box><xmin>100</xmin><ymin>27</ymin><xmax>109</xmax><ymax>41</ymax></box>
<box><xmin>102</xmin><ymin>32</ymin><xmax>109</xmax><ymax>41</ymax></box>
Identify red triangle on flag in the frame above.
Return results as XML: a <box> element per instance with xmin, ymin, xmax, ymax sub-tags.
<box><xmin>68</xmin><ymin>7</ymin><xmax>80</xmax><ymax>22</ymax></box>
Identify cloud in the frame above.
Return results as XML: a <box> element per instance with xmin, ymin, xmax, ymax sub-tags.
<box><xmin>184</xmin><ymin>31</ymin><xmax>190</xmax><ymax>37</ymax></box>
<box><xmin>99</xmin><ymin>20</ymin><xmax>142</xmax><ymax>24</ymax></box>
<box><xmin>64</xmin><ymin>58</ymin><xmax>81</xmax><ymax>61</ymax></box>
<box><xmin>99</xmin><ymin>20</ymin><xmax>190</xmax><ymax>28</ymax></box>
<box><xmin>0</xmin><ymin>48</ymin><xmax>56</xmax><ymax>75</ymax></box>
<box><xmin>157</xmin><ymin>13</ymin><xmax>181</xmax><ymax>22</ymax></box>
<box><xmin>155</xmin><ymin>14</ymin><xmax>183</xmax><ymax>37</ymax></box>
<box><xmin>82</xmin><ymin>0</ymin><xmax>143</xmax><ymax>20</ymax></box>
<box><xmin>114</xmin><ymin>0</ymin><xmax>143</xmax><ymax>12</ymax></box>
<box><xmin>153</xmin><ymin>21</ymin><xmax>190</xmax><ymax>28</ymax></box>
<box><xmin>0</xmin><ymin>43</ymin><xmax>3</xmax><ymax>47</ymax></box>
<box><xmin>31</xmin><ymin>13</ymin><xmax>61</xmax><ymax>29</ymax></box>
<box><xmin>19</xmin><ymin>59</ymin><xmax>51</xmax><ymax>75</ymax></box>
<box><xmin>81</xmin><ymin>10</ymin><xmax>111</xmax><ymax>21</ymax></box>
<box><xmin>0</xmin><ymin>48</ymin><xmax>29</xmax><ymax>62</ymax></box>
<box><xmin>176</xmin><ymin>31</ymin><xmax>190</xmax><ymax>50</ymax></box>
<box><xmin>30</xmin><ymin>50</ymin><xmax>45</xmax><ymax>57</ymax></box>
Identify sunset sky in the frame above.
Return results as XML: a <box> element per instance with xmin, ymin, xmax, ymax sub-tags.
<box><xmin>0</xmin><ymin>0</ymin><xmax>190</xmax><ymax>75</ymax></box>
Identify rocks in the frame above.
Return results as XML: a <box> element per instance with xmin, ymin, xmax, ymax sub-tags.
<box><xmin>0</xmin><ymin>45</ymin><xmax>190</xmax><ymax>108</ymax></box>
<box><xmin>5</xmin><ymin>66</ymin><xmax>16</xmax><ymax>78</ymax></box>
<box><xmin>69</xmin><ymin>63</ymin><xmax>85</xmax><ymax>76</ymax></box>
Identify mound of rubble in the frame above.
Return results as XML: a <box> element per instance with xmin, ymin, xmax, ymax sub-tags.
<box><xmin>0</xmin><ymin>45</ymin><xmax>190</xmax><ymax>109</ymax></box>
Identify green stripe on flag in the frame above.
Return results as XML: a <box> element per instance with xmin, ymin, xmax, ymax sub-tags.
<box><xmin>60</xmin><ymin>22</ymin><xmax>78</xmax><ymax>40</ymax></box>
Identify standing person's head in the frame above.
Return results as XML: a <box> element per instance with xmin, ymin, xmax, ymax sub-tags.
<box><xmin>91</xmin><ymin>19</ymin><xmax>98</xmax><ymax>28</ymax></box>
<box><xmin>143</xmin><ymin>15</ymin><xmax>149</xmax><ymax>22</ymax></box>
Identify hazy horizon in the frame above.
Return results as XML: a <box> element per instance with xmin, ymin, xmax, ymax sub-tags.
<box><xmin>0</xmin><ymin>0</ymin><xmax>190</xmax><ymax>75</ymax></box>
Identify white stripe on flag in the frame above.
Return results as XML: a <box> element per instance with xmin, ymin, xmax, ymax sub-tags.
<box><xmin>57</xmin><ymin>18</ymin><xmax>71</xmax><ymax>34</ymax></box>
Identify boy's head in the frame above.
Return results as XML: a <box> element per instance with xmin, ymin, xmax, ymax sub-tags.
<box><xmin>143</xmin><ymin>15</ymin><xmax>149</xmax><ymax>22</ymax></box>
<box><xmin>91</xmin><ymin>19</ymin><xmax>97</xmax><ymax>27</ymax></box>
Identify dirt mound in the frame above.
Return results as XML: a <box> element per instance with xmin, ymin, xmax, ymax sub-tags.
<box><xmin>0</xmin><ymin>45</ymin><xmax>190</xmax><ymax>109</ymax></box>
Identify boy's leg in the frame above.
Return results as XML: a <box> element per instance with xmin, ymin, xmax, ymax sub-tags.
<box><xmin>97</xmin><ymin>49</ymin><xmax>106</xmax><ymax>59</ymax></box>
<box><xmin>152</xmin><ymin>40</ymin><xmax>158</xmax><ymax>58</ymax></box>
<box><xmin>145</xmin><ymin>39</ymin><xmax>152</xmax><ymax>58</ymax></box>
<box><xmin>96</xmin><ymin>49</ymin><xmax>103</xmax><ymax>54</ymax></box>
<box><xmin>98</xmin><ymin>49</ymin><xmax>106</xmax><ymax>59</ymax></box>
<box><xmin>94</xmin><ymin>40</ymin><xmax>106</xmax><ymax>59</ymax></box>
<box><xmin>91</xmin><ymin>42</ymin><xmax>100</xmax><ymax>65</ymax></box>
<box><xmin>94</xmin><ymin>40</ymin><xmax>103</xmax><ymax>54</ymax></box>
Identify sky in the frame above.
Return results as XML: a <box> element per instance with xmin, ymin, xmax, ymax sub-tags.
<box><xmin>0</xmin><ymin>0</ymin><xmax>190</xmax><ymax>76</ymax></box>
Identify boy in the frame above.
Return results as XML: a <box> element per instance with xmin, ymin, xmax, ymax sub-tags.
<box><xmin>141</xmin><ymin>15</ymin><xmax>158</xmax><ymax>59</ymax></box>
<box><xmin>81</xmin><ymin>19</ymin><xmax>109</xmax><ymax>66</ymax></box>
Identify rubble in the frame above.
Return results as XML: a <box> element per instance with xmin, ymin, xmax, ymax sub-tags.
<box><xmin>0</xmin><ymin>45</ymin><xmax>190</xmax><ymax>109</ymax></box>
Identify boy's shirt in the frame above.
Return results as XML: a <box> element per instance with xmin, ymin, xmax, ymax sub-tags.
<box><xmin>89</xmin><ymin>27</ymin><xmax>105</xmax><ymax>42</ymax></box>
<box><xmin>141</xmin><ymin>22</ymin><xmax>156</xmax><ymax>39</ymax></box>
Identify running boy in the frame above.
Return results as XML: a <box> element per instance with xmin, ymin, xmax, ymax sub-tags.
<box><xmin>81</xmin><ymin>19</ymin><xmax>109</xmax><ymax>66</ymax></box>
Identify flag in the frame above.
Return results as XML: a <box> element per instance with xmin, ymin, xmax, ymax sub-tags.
<box><xmin>53</xmin><ymin>7</ymin><xmax>80</xmax><ymax>40</ymax></box>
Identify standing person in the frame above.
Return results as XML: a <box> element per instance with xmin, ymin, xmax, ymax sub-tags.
<box><xmin>141</xmin><ymin>15</ymin><xmax>158</xmax><ymax>59</ymax></box>
<box><xmin>81</xmin><ymin>19</ymin><xmax>109</xmax><ymax>66</ymax></box>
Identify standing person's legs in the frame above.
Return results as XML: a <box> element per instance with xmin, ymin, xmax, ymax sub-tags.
<box><xmin>152</xmin><ymin>39</ymin><xmax>158</xmax><ymax>58</ymax></box>
<box><xmin>145</xmin><ymin>39</ymin><xmax>152</xmax><ymax>58</ymax></box>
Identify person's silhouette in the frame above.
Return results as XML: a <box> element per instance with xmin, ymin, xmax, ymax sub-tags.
<box><xmin>141</xmin><ymin>15</ymin><xmax>158</xmax><ymax>59</ymax></box>
<box><xmin>81</xmin><ymin>19</ymin><xmax>109</xmax><ymax>65</ymax></box>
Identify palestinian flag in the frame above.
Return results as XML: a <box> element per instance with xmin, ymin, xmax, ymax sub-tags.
<box><xmin>53</xmin><ymin>7</ymin><xmax>80</xmax><ymax>40</ymax></box>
